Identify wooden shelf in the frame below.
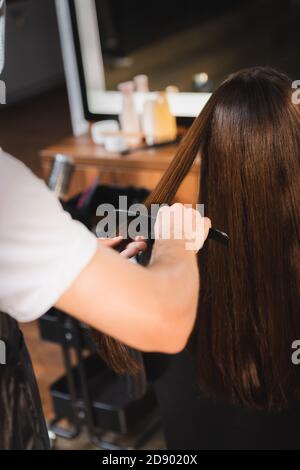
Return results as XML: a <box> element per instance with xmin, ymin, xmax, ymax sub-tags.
<box><xmin>40</xmin><ymin>134</ymin><xmax>199</xmax><ymax>203</ymax></box>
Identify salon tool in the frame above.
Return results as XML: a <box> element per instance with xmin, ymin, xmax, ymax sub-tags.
<box><xmin>208</xmin><ymin>227</ymin><xmax>229</xmax><ymax>245</ymax></box>
<box><xmin>120</xmin><ymin>137</ymin><xmax>180</xmax><ymax>156</ymax></box>
<box><xmin>108</xmin><ymin>209</ymin><xmax>229</xmax><ymax>253</ymax></box>
<box><xmin>48</xmin><ymin>154</ymin><xmax>74</xmax><ymax>199</ymax></box>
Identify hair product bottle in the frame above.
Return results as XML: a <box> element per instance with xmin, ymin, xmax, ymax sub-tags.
<box><xmin>142</xmin><ymin>92</ymin><xmax>177</xmax><ymax>145</ymax></box>
<box><xmin>118</xmin><ymin>81</ymin><xmax>142</xmax><ymax>147</ymax></box>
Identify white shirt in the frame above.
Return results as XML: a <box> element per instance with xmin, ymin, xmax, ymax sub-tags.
<box><xmin>0</xmin><ymin>150</ymin><xmax>98</xmax><ymax>322</ymax></box>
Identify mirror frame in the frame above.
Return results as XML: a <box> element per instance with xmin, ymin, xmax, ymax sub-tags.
<box><xmin>65</xmin><ymin>0</ymin><xmax>211</xmax><ymax>123</ymax></box>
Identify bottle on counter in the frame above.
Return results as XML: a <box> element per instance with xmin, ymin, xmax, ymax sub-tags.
<box><xmin>165</xmin><ymin>85</ymin><xmax>180</xmax><ymax>93</ymax></box>
<box><xmin>134</xmin><ymin>74</ymin><xmax>149</xmax><ymax>92</ymax></box>
<box><xmin>142</xmin><ymin>92</ymin><xmax>177</xmax><ymax>146</ymax></box>
<box><xmin>118</xmin><ymin>81</ymin><xmax>142</xmax><ymax>147</ymax></box>
<box><xmin>48</xmin><ymin>154</ymin><xmax>74</xmax><ymax>200</ymax></box>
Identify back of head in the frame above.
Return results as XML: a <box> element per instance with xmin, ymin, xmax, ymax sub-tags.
<box><xmin>147</xmin><ymin>66</ymin><xmax>300</xmax><ymax>411</ymax></box>
<box><xmin>193</xmin><ymin>67</ymin><xmax>300</xmax><ymax>411</ymax></box>
<box><xmin>96</xmin><ymin>67</ymin><xmax>300</xmax><ymax>411</ymax></box>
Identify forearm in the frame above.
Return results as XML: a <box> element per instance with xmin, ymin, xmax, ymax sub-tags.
<box><xmin>56</xmin><ymin>241</ymin><xmax>199</xmax><ymax>353</ymax></box>
<box><xmin>148</xmin><ymin>239</ymin><xmax>199</xmax><ymax>329</ymax></box>
<box><xmin>56</xmin><ymin>203</ymin><xmax>209</xmax><ymax>353</ymax></box>
<box><xmin>101</xmin><ymin>239</ymin><xmax>200</xmax><ymax>351</ymax></box>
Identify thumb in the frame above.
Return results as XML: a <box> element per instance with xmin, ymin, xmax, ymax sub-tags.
<box><xmin>203</xmin><ymin>217</ymin><xmax>212</xmax><ymax>241</ymax></box>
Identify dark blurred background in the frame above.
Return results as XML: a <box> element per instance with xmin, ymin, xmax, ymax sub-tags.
<box><xmin>1</xmin><ymin>0</ymin><xmax>300</xmax><ymax>103</ymax></box>
<box><xmin>0</xmin><ymin>0</ymin><xmax>299</xmax><ymax>182</ymax></box>
<box><xmin>97</xmin><ymin>0</ymin><xmax>300</xmax><ymax>90</ymax></box>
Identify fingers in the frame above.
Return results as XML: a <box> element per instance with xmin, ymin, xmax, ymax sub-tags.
<box><xmin>98</xmin><ymin>236</ymin><xmax>123</xmax><ymax>248</ymax></box>
<box><xmin>204</xmin><ymin>217</ymin><xmax>212</xmax><ymax>240</ymax></box>
<box><xmin>98</xmin><ymin>209</ymin><xmax>212</xmax><ymax>255</ymax></box>
<box><xmin>154</xmin><ymin>204</ymin><xmax>212</xmax><ymax>253</ymax></box>
<box><xmin>120</xmin><ymin>238</ymin><xmax>147</xmax><ymax>258</ymax></box>
<box><xmin>99</xmin><ymin>236</ymin><xmax>147</xmax><ymax>258</ymax></box>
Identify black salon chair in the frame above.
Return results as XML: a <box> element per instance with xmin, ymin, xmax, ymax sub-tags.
<box><xmin>38</xmin><ymin>183</ymin><xmax>161</xmax><ymax>449</ymax></box>
<box><xmin>39</xmin><ymin>309</ymin><xmax>159</xmax><ymax>449</ymax></box>
<box><xmin>145</xmin><ymin>350</ymin><xmax>300</xmax><ymax>450</ymax></box>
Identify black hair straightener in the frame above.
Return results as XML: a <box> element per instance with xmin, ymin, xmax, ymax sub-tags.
<box><xmin>107</xmin><ymin>209</ymin><xmax>229</xmax><ymax>253</ymax></box>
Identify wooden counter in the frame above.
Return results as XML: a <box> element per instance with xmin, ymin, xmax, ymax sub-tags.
<box><xmin>40</xmin><ymin>134</ymin><xmax>200</xmax><ymax>203</ymax></box>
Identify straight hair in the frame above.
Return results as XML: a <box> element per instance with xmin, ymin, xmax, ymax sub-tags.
<box><xmin>94</xmin><ymin>67</ymin><xmax>300</xmax><ymax>411</ymax></box>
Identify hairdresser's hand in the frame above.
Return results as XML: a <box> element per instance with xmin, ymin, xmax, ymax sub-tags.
<box><xmin>98</xmin><ymin>236</ymin><xmax>147</xmax><ymax>259</ymax></box>
<box><xmin>154</xmin><ymin>203</ymin><xmax>211</xmax><ymax>252</ymax></box>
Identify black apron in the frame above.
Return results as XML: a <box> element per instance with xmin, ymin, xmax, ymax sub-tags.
<box><xmin>0</xmin><ymin>312</ymin><xmax>50</xmax><ymax>449</ymax></box>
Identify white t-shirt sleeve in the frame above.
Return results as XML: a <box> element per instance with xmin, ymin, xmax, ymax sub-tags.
<box><xmin>0</xmin><ymin>151</ymin><xmax>98</xmax><ymax>322</ymax></box>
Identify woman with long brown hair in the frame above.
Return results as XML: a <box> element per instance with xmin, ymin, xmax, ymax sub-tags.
<box><xmin>95</xmin><ymin>66</ymin><xmax>300</xmax><ymax>417</ymax></box>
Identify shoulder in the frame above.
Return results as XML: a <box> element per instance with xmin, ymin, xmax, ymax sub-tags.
<box><xmin>0</xmin><ymin>150</ymin><xmax>98</xmax><ymax>322</ymax></box>
<box><xmin>0</xmin><ymin>149</ymin><xmax>76</xmax><ymax>244</ymax></box>
<box><xmin>0</xmin><ymin>149</ymin><xmax>34</xmax><ymax>179</ymax></box>
<box><xmin>0</xmin><ymin>149</ymin><xmax>58</xmax><ymax>214</ymax></box>
<box><xmin>0</xmin><ymin>149</ymin><xmax>46</xmax><ymax>197</ymax></box>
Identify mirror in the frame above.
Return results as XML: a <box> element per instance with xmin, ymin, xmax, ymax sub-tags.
<box><xmin>69</xmin><ymin>0</ymin><xmax>300</xmax><ymax>119</ymax></box>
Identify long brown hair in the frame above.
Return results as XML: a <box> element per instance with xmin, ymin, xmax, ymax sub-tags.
<box><xmin>95</xmin><ymin>67</ymin><xmax>300</xmax><ymax>411</ymax></box>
